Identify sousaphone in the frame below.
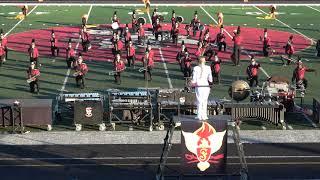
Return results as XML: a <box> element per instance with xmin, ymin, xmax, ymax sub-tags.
<box><xmin>176</xmin><ymin>16</ymin><xmax>184</xmax><ymax>23</ymax></box>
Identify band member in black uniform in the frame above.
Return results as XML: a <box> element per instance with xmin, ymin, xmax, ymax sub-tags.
<box><xmin>50</xmin><ymin>30</ymin><xmax>60</xmax><ymax>57</ymax></box>
<box><xmin>176</xmin><ymin>41</ymin><xmax>186</xmax><ymax>72</ymax></box>
<box><xmin>151</xmin><ymin>8</ymin><xmax>158</xmax><ymax>29</ymax></box>
<box><xmin>27</xmin><ymin>62</ymin><xmax>40</xmax><ymax>94</ymax></box>
<box><xmin>171</xmin><ymin>10</ymin><xmax>176</xmax><ymax>28</ymax></box>
<box><xmin>124</xmin><ymin>24</ymin><xmax>131</xmax><ymax>47</ymax></box>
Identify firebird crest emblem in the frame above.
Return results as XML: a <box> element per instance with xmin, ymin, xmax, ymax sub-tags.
<box><xmin>182</xmin><ymin>122</ymin><xmax>226</xmax><ymax>172</ymax></box>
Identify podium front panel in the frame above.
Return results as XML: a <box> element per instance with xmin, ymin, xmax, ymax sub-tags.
<box><xmin>180</xmin><ymin>115</ymin><xmax>228</xmax><ymax>175</ymax></box>
<box><xmin>74</xmin><ymin>101</ymin><xmax>103</xmax><ymax>125</ymax></box>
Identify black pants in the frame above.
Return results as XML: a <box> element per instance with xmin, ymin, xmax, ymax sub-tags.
<box><xmin>76</xmin><ymin>75</ymin><xmax>85</xmax><ymax>89</ymax></box>
<box><xmin>249</xmin><ymin>76</ymin><xmax>258</xmax><ymax>87</ymax></box>
<box><xmin>0</xmin><ymin>55</ymin><xmax>4</xmax><ymax>67</ymax></box>
<box><xmin>263</xmin><ymin>45</ymin><xmax>270</xmax><ymax>57</ymax></box>
<box><xmin>127</xmin><ymin>56</ymin><xmax>135</xmax><ymax>67</ymax></box>
<box><xmin>144</xmin><ymin>67</ymin><xmax>152</xmax><ymax>81</ymax></box>
<box><xmin>4</xmin><ymin>46</ymin><xmax>8</xmax><ymax>59</ymax></box>
<box><xmin>213</xmin><ymin>72</ymin><xmax>221</xmax><ymax>84</ymax></box>
<box><xmin>51</xmin><ymin>46</ymin><xmax>60</xmax><ymax>56</ymax></box>
<box><xmin>233</xmin><ymin>45</ymin><xmax>241</xmax><ymax>66</ymax></box>
<box><xmin>172</xmin><ymin>34</ymin><xmax>178</xmax><ymax>44</ymax></box>
<box><xmin>192</xmin><ymin>27</ymin><xmax>198</xmax><ymax>37</ymax></box>
<box><xmin>218</xmin><ymin>42</ymin><xmax>227</xmax><ymax>51</ymax></box>
<box><xmin>317</xmin><ymin>49</ymin><xmax>320</xmax><ymax>57</ymax></box>
<box><xmin>67</xmin><ymin>57</ymin><xmax>75</xmax><ymax>68</ymax></box>
<box><xmin>184</xmin><ymin>66</ymin><xmax>192</xmax><ymax>78</ymax></box>
<box><xmin>114</xmin><ymin>72</ymin><xmax>121</xmax><ymax>84</ymax></box>
<box><xmin>30</xmin><ymin>79</ymin><xmax>39</xmax><ymax>93</ymax></box>
<box><xmin>82</xmin><ymin>40</ymin><xmax>90</xmax><ymax>52</ymax></box>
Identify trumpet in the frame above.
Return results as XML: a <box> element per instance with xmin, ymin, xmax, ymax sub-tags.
<box><xmin>26</xmin><ymin>74</ymin><xmax>40</xmax><ymax>83</ymax></box>
<box><xmin>73</xmin><ymin>71</ymin><xmax>81</xmax><ymax>77</ymax></box>
<box><xmin>108</xmin><ymin>67</ymin><xmax>126</xmax><ymax>76</ymax></box>
<box><xmin>138</xmin><ymin>67</ymin><xmax>147</xmax><ymax>72</ymax></box>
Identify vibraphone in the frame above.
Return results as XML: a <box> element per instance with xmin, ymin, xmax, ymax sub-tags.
<box><xmin>223</xmin><ymin>102</ymin><xmax>286</xmax><ymax>126</ymax></box>
<box><xmin>156</xmin><ymin>89</ymin><xmax>220</xmax><ymax>125</ymax></box>
<box><xmin>108</xmin><ymin>91</ymin><xmax>153</xmax><ymax>131</ymax></box>
<box><xmin>56</xmin><ymin>93</ymin><xmax>105</xmax><ymax>131</ymax></box>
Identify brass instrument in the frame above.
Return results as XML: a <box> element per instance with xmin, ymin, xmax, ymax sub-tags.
<box><xmin>73</xmin><ymin>71</ymin><xmax>81</xmax><ymax>77</ymax></box>
<box><xmin>27</xmin><ymin>74</ymin><xmax>40</xmax><ymax>83</ymax></box>
<box><xmin>108</xmin><ymin>66</ymin><xmax>126</xmax><ymax>76</ymax></box>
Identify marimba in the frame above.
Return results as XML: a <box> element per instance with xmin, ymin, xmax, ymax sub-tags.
<box><xmin>223</xmin><ymin>102</ymin><xmax>286</xmax><ymax>127</ymax></box>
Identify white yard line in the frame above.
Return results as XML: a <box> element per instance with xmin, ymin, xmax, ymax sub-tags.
<box><xmin>4</xmin><ymin>5</ymin><xmax>38</xmax><ymax>37</ymax></box>
<box><xmin>201</xmin><ymin>6</ymin><xmax>270</xmax><ymax>78</ymax></box>
<box><xmin>146</xmin><ymin>10</ymin><xmax>173</xmax><ymax>89</ymax></box>
<box><xmin>58</xmin><ymin>5</ymin><xmax>93</xmax><ymax>95</ymax></box>
<box><xmin>254</xmin><ymin>6</ymin><xmax>316</xmax><ymax>44</ymax></box>
<box><xmin>306</xmin><ymin>5</ymin><xmax>320</xmax><ymax>13</ymax></box>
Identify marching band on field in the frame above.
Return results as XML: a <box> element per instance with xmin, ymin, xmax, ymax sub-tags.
<box><xmin>0</xmin><ymin>5</ymin><xmax>316</xmax><ymax>120</ymax></box>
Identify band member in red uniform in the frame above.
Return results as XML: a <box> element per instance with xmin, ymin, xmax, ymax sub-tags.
<box><xmin>292</xmin><ymin>61</ymin><xmax>315</xmax><ymax>92</ymax></box>
<box><xmin>283</xmin><ymin>35</ymin><xmax>295</xmax><ymax>65</ymax></box>
<box><xmin>262</xmin><ymin>28</ymin><xmax>271</xmax><ymax>57</ymax></box>
<box><xmin>138</xmin><ymin>23</ymin><xmax>145</xmax><ymax>45</ymax></box>
<box><xmin>112</xmin><ymin>33</ymin><xmax>123</xmax><ymax>56</ymax></box>
<box><xmin>154</xmin><ymin>18</ymin><xmax>162</xmax><ymax>41</ymax></box>
<box><xmin>50</xmin><ymin>30</ymin><xmax>60</xmax><ymax>57</ymax></box>
<box><xmin>131</xmin><ymin>10</ymin><xmax>138</xmax><ymax>33</ymax></box>
<box><xmin>216</xmin><ymin>25</ymin><xmax>227</xmax><ymax>52</ymax></box>
<box><xmin>0</xmin><ymin>40</ymin><xmax>5</xmax><ymax>66</ymax></box>
<box><xmin>183</xmin><ymin>48</ymin><xmax>192</xmax><ymax>78</ymax></box>
<box><xmin>0</xmin><ymin>29</ymin><xmax>8</xmax><ymax>60</ymax></box>
<box><xmin>80</xmin><ymin>26</ymin><xmax>90</xmax><ymax>52</ymax></box>
<box><xmin>127</xmin><ymin>40</ymin><xmax>135</xmax><ymax>67</ymax></box>
<box><xmin>124</xmin><ymin>24</ymin><xmax>131</xmax><ymax>47</ymax></box>
<box><xmin>66</xmin><ymin>39</ymin><xmax>76</xmax><ymax>68</ymax></box>
<box><xmin>114</xmin><ymin>53</ymin><xmax>126</xmax><ymax>84</ymax></box>
<box><xmin>142</xmin><ymin>49</ymin><xmax>154</xmax><ymax>81</ymax></box>
<box><xmin>28</xmin><ymin>39</ymin><xmax>40</xmax><ymax>68</ymax></box>
<box><xmin>232</xmin><ymin>27</ymin><xmax>242</xmax><ymax>66</ymax></box>
<box><xmin>201</xmin><ymin>29</ymin><xmax>211</xmax><ymax>48</ymax></box>
<box><xmin>195</xmin><ymin>42</ymin><xmax>205</xmax><ymax>58</ymax></box>
<box><xmin>171</xmin><ymin>22</ymin><xmax>179</xmax><ymax>45</ymax></box>
<box><xmin>189</xmin><ymin>11</ymin><xmax>201</xmax><ymax>37</ymax></box>
<box><xmin>27</xmin><ymin>62</ymin><xmax>40</xmax><ymax>94</ymax></box>
<box><xmin>74</xmin><ymin>53</ymin><xmax>88</xmax><ymax>89</ymax></box>
<box><xmin>246</xmin><ymin>56</ymin><xmax>261</xmax><ymax>87</ymax></box>
<box><xmin>210</xmin><ymin>53</ymin><xmax>221</xmax><ymax>84</ymax></box>
<box><xmin>176</xmin><ymin>41</ymin><xmax>186</xmax><ymax>72</ymax></box>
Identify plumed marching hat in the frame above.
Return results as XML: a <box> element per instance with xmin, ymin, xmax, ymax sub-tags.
<box><xmin>68</xmin><ymin>38</ymin><xmax>72</xmax><ymax>43</ymax></box>
<box><xmin>181</xmin><ymin>40</ymin><xmax>185</xmax><ymax>46</ymax></box>
<box><xmin>31</xmin><ymin>39</ymin><xmax>35</xmax><ymax>43</ymax></box>
<box><xmin>194</xmin><ymin>11</ymin><xmax>198</xmax><ymax>15</ymax></box>
<box><xmin>172</xmin><ymin>10</ymin><xmax>175</xmax><ymax>14</ymax></box>
<box><xmin>113</xmin><ymin>11</ymin><xmax>117</xmax><ymax>15</ymax></box>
